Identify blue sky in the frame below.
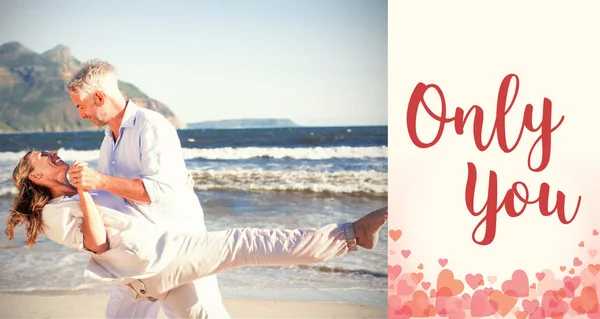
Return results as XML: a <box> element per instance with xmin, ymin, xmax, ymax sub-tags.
<box><xmin>0</xmin><ymin>0</ymin><xmax>387</xmax><ymax>126</ymax></box>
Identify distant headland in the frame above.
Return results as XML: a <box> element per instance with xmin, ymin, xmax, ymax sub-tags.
<box><xmin>0</xmin><ymin>42</ymin><xmax>306</xmax><ymax>134</ymax></box>
<box><xmin>187</xmin><ymin>118</ymin><xmax>299</xmax><ymax>129</ymax></box>
<box><xmin>0</xmin><ymin>41</ymin><xmax>184</xmax><ymax>133</ymax></box>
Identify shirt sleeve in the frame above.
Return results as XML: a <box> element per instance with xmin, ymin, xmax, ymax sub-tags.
<box><xmin>138</xmin><ymin>118</ymin><xmax>184</xmax><ymax>204</ymax></box>
<box><xmin>41</xmin><ymin>203</ymin><xmax>97</xmax><ymax>255</ymax></box>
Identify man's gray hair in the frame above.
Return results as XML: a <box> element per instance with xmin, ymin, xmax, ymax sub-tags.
<box><xmin>65</xmin><ymin>59</ymin><xmax>119</xmax><ymax>96</ymax></box>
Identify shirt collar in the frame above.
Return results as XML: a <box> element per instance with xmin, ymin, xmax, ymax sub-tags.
<box><xmin>104</xmin><ymin>100</ymin><xmax>139</xmax><ymax>137</ymax></box>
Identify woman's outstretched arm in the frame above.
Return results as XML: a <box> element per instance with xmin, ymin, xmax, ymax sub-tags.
<box><xmin>77</xmin><ymin>189</ymin><xmax>109</xmax><ymax>253</ymax></box>
<box><xmin>72</xmin><ymin>161</ymin><xmax>109</xmax><ymax>254</ymax></box>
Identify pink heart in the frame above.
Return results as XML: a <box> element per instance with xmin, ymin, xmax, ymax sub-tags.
<box><xmin>430</xmin><ymin>289</ymin><xmax>437</xmax><ymax>298</ymax></box>
<box><xmin>590</xmin><ymin>249</ymin><xmax>598</xmax><ymax>258</ymax></box>
<box><xmin>465</xmin><ymin>274</ymin><xmax>483</xmax><ymax>290</ymax></box>
<box><xmin>438</xmin><ymin>258</ymin><xmax>448</xmax><ymax>267</ymax></box>
<box><xmin>484</xmin><ymin>287</ymin><xmax>493</xmax><ymax>295</ymax></box>
<box><xmin>522</xmin><ymin>299</ymin><xmax>540</xmax><ymax>314</ymax></box>
<box><xmin>574</xmin><ymin>257</ymin><xmax>583</xmax><ymax>267</ymax></box>
<box><xmin>594</xmin><ymin>229</ymin><xmax>599</xmax><ymax>236</ymax></box>
<box><xmin>461</xmin><ymin>293</ymin><xmax>472</xmax><ymax>310</ymax></box>
<box><xmin>388</xmin><ymin>265</ymin><xmax>402</xmax><ymax>281</ymax></box>
<box><xmin>536</xmin><ymin>272</ymin><xmax>545</xmax><ymax>281</ymax></box>
<box><xmin>448</xmin><ymin>311</ymin><xmax>466</xmax><ymax>319</ymax></box>
<box><xmin>394</xmin><ymin>305</ymin><xmax>412</xmax><ymax>319</ymax></box>
<box><xmin>563</xmin><ymin>276</ymin><xmax>581</xmax><ymax>294</ymax></box>
<box><xmin>541</xmin><ymin>290</ymin><xmax>568</xmax><ymax>317</ymax></box>
<box><xmin>502</xmin><ymin>269</ymin><xmax>529</xmax><ymax>297</ymax></box>
<box><xmin>401</xmin><ymin>250</ymin><xmax>411</xmax><ymax>258</ymax></box>
<box><xmin>471</xmin><ymin>290</ymin><xmax>498</xmax><ymax>316</ymax></box>
<box><xmin>389</xmin><ymin>249</ymin><xmax>396</xmax><ymax>255</ymax></box>
<box><xmin>529</xmin><ymin>308</ymin><xmax>545</xmax><ymax>319</ymax></box>
<box><xmin>388</xmin><ymin>295</ymin><xmax>403</xmax><ymax>309</ymax></box>
<box><xmin>421</xmin><ymin>281</ymin><xmax>431</xmax><ymax>290</ymax></box>
<box><xmin>396</xmin><ymin>279</ymin><xmax>414</xmax><ymax>296</ymax></box>
<box><xmin>435</xmin><ymin>297</ymin><xmax>463</xmax><ymax>317</ymax></box>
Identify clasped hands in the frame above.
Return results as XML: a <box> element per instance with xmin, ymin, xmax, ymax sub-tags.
<box><xmin>68</xmin><ymin>161</ymin><xmax>195</xmax><ymax>191</ymax></box>
<box><xmin>68</xmin><ymin>160</ymin><xmax>102</xmax><ymax>192</ymax></box>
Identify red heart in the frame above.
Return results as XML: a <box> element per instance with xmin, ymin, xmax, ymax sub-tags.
<box><xmin>530</xmin><ymin>283</ymin><xmax>536</xmax><ymax>289</ymax></box>
<box><xmin>563</xmin><ymin>276</ymin><xmax>581</xmax><ymax>296</ymax></box>
<box><xmin>571</xmin><ymin>286</ymin><xmax>599</xmax><ymax>314</ymax></box>
<box><xmin>552</xmin><ymin>289</ymin><xmax>566</xmax><ymax>301</ymax></box>
<box><xmin>560</xmin><ymin>266</ymin><xmax>567</xmax><ymax>272</ymax></box>
<box><xmin>403</xmin><ymin>291</ymin><xmax>435</xmax><ymax>317</ymax></box>
<box><xmin>514</xmin><ymin>310</ymin><xmax>528</xmax><ymax>319</ymax></box>
<box><xmin>410</xmin><ymin>272</ymin><xmax>423</xmax><ymax>284</ymax></box>
<box><xmin>437</xmin><ymin>269</ymin><xmax>464</xmax><ymax>297</ymax></box>
<box><xmin>574</xmin><ymin>257</ymin><xmax>583</xmax><ymax>267</ymax></box>
<box><xmin>389</xmin><ymin>229</ymin><xmax>402</xmax><ymax>241</ymax></box>
<box><xmin>489</xmin><ymin>290</ymin><xmax>518</xmax><ymax>317</ymax></box>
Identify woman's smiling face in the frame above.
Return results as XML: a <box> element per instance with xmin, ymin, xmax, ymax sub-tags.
<box><xmin>26</xmin><ymin>151</ymin><xmax>69</xmax><ymax>185</ymax></box>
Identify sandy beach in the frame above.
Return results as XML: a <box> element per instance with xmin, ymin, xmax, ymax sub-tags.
<box><xmin>0</xmin><ymin>292</ymin><xmax>387</xmax><ymax>318</ymax></box>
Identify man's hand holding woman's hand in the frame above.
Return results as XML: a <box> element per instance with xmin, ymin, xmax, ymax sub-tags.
<box><xmin>69</xmin><ymin>160</ymin><xmax>105</xmax><ymax>192</ymax></box>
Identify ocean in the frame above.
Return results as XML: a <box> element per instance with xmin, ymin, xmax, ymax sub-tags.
<box><xmin>0</xmin><ymin>126</ymin><xmax>388</xmax><ymax>307</ymax></box>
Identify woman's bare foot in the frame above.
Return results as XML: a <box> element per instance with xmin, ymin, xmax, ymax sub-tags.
<box><xmin>352</xmin><ymin>207</ymin><xmax>388</xmax><ymax>249</ymax></box>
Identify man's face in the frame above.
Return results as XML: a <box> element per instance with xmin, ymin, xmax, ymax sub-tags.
<box><xmin>69</xmin><ymin>92</ymin><xmax>108</xmax><ymax>127</ymax></box>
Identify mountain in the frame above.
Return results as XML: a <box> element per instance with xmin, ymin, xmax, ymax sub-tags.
<box><xmin>0</xmin><ymin>42</ymin><xmax>185</xmax><ymax>133</ymax></box>
<box><xmin>187</xmin><ymin>118</ymin><xmax>300</xmax><ymax>129</ymax></box>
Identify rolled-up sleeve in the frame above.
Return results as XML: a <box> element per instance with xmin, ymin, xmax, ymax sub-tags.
<box><xmin>138</xmin><ymin>118</ymin><xmax>182</xmax><ymax>203</ymax></box>
<box><xmin>42</xmin><ymin>203</ymin><xmax>96</xmax><ymax>255</ymax></box>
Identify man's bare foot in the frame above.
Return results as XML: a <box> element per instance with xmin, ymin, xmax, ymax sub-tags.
<box><xmin>353</xmin><ymin>207</ymin><xmax>388</xmax><ymax>249</ymax></box>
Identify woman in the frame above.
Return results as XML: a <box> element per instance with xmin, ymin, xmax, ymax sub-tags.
<box><xmin>6</xmin><ymin>150</ymin><xmax>388</xmax><ymax>307</ymax></box>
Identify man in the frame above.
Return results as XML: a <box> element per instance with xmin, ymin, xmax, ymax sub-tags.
<box><xmin>65</xmin><ymin>59</ymin><xmax>230</xmax><ymax>319</ymax></box>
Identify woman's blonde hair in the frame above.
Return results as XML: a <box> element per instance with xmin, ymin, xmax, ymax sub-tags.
<box><xmin>5</xmin><ymin>150</ymin><xmax>51</xmax><ymax>247</ymax></box>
